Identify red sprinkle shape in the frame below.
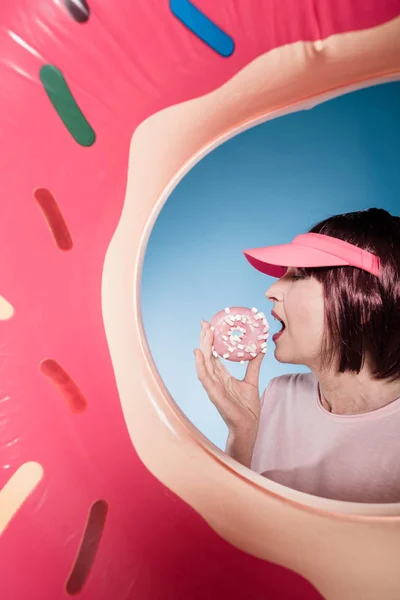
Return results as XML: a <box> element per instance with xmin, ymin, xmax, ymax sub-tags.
<box><xmin>40</xmin><ymin>359</ymin><xmax>88</xmax><ymax>413</ymax></box>
<box><xmin>34</xmin><ymin>188</ymin><xmax>73</xmax><ymax>251</ymax></box>
<box><xmin>66</xmin><ymin>500</ymin><xmax>108</xmax><ymax>595</ymax></box>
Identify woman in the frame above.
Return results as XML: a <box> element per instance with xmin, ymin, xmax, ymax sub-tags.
<box><xmin>194</xmin><ymin>208</ymin><xmax>400</xmax><ymax>503</ymax></box>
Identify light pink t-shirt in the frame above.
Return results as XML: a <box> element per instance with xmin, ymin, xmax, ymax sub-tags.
<box><xmin>251</xmin><ymin>372</ymin><xmax>400</xmax><ymax>503</ymax></box>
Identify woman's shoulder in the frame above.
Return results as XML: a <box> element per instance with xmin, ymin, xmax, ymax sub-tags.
<box><xmin>261</xmin><ymin>371</ymin><xmax>315</xmax><ymax>405</ymax></box>
<box><xmin>272</xmin><ymin>371</ymin><xmax>315</xmax><ymax>388</ymax></box>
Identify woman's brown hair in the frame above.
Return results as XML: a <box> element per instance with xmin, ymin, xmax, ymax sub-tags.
<box><xmin>303</xmin><ymin>208</ymin><xmax>400</xmax><ymax>381</ymax></box>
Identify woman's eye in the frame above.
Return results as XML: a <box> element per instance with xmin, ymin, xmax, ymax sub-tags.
<box><xmin>283</xmin><ymin>269</ymin><xmax>307</xmax><ymax>281</ymax></box>
<box><xmin>290</xmin><ymin>274</ymin><xmax>305</xmax><ymax>281</ymax></box>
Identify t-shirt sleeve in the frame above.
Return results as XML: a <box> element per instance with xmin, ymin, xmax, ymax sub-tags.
<box><xmin>259</xmin><ymin>378</ymin><xmax>275</xmax><ymax>409</ymax></box>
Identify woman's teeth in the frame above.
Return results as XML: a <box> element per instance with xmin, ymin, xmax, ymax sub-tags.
<box><xmin>273</xmin><ymin>315</ymin><xmax>285</xmax><ymax>331</ymax></box>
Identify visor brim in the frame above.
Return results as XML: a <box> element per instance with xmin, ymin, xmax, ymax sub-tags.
<box><xmin>243</xmin><ymin>244</ymin><xmax>349</xmax><ymax>277</ymax></box>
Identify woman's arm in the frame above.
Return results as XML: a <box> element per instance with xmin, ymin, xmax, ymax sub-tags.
<box><xmin>195</xmin><ymin>320</ymin><xmax>265</xmax><ymax>469</ymax></box>
<box><xmin>225</xmin><ymin>424</ymin><xmax>259</xmax><ymax>469</ymax></box>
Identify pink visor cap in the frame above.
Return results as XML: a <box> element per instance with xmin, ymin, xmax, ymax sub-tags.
<box><xmin>243</xmin><ymin>233</ymin><xmax>381</xmax><ymax>278</ymax></box>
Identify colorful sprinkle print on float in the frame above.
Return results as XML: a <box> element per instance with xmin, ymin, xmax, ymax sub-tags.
<box><xmin>0</xmin><ymin>2</ymin><xmax>400</xmax><ymax>600</ymax></box>
<box><xmin>40</xmin><ymin>65</ymin><xmax>96</xmax><ymax>147</ymax></box>
<box><xmin>170</xmin><ymin>0</ymin><xmax>235</xmax><ymax>57</ymax></box>
<box><xmin>63</xmin><ymin>0</ymin><xmax>90</xmax><ymax>23</ymax></box>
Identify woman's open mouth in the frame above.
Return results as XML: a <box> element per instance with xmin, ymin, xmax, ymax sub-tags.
<box><xmin>271</xmin><ymin>311</ymin><xmax>286</xmax><ymax>342</ymax></box>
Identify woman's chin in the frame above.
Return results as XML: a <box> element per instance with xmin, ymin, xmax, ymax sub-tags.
<box><xmin>273</xmin><ymin>344</ymin><xmax>300</xmax><ymax>365</ymax></box>
<box><xmin>273</xmin><ymin>347</ymin><xmax>288</xmax><ymax>363</ymax></box>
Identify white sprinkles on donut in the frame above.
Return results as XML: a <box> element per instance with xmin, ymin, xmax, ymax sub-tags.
<box><xmin>210</xmin><ymin>306</ymin><xmax>269</xmax><ymax>363</ymax></box>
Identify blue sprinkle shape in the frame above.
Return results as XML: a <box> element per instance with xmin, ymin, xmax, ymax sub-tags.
<box><xmin>170</xmin><ymin>0</ymin><xmax>234</xmax><ymax>57</ymax></box>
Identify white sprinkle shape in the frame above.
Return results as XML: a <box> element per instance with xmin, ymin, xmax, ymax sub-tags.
<box><xmin>237</xmin><ymin>352</ymin><xmax>244</xmax><ymax>357</ymax></box>
<box><xmin>261</xmin><ymin>342</ymin><xmax>267</xmax><ymax>349</ymax></box>
<box><xmin>240</xmin><ymin>360</ymin><xmax>245</xmax><ymax>364</ymax></box>
<box><xmin>224</xmin><ymin>307</ymin><xmax>231</xmax><ymax>314</ymax></box>
<box><xmin>211</xmin><ymin>326</ymin><xmax>215</xmax><ymax>331</ymax></box>
<box><xmin>228</xmin><ymin>346</ymin><xmax>234</xmax><ymax>353</ymax></box>
<box><xmin>250</xmin><ymin>352</ymin><xmax>257</xmax><ymax>358</ymax></box>
<box><xmin>238</xmin><ymin>344</ymin><xmax>244</xmax><ymax>350</ymax></box>
<box><xmin>235</xmin><ymin>314</ymin><xmax>241</xmax><ymax>321</ymax></box>
<box><xmin>212</xmin><ymin>350</ymin><xmax>218</xmax><ymax>357</ymax></box>
<box><xmin>261</xmin><ymin>348</ymin><xmax>267</xmax><ymax>353</ymax></box>
<box><xmin>242</xmin><ymin>317</ymin><xmax>247</xmax><ymax>323</ymax></box>
<box><xmin>253</xmin><ymin>322</ymin><xmax>260</xmax><ymax>328</ymax></box>
<box><xmin>222</xmin><ymin>335</ymin><xmax>228</xmax><ymax>341</ymax></box>
<box><xmin>251</xmin><ymin>307</ymin><xmax>258</xmax><ymax>313</ymax></box>
<box><xmin>223</xmin><ymin>353</ymin><xmax>230</xmax><ymax>359</ymax></box>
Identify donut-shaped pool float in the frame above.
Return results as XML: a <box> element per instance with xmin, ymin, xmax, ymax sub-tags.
<box><xmin>210</xmin><ymin>307</ymin><xmax>269</xmax><ymax>362</ymax></box>
<box><xmin>1</xmin><ymin>2</ymin><xmax>400</xmax><ymax>599</ymax></box>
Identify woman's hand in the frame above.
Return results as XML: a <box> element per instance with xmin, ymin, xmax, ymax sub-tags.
<box><xmin>194</xmin><ymin>320</ymin><xmax>265</xmax><ymax>434</ymax></box>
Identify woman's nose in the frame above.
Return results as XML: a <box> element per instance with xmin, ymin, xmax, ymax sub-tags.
<box><xmin>265</xmin><ymin>280</ymin><xmax>283</xmax><ymax>302</ymax></box>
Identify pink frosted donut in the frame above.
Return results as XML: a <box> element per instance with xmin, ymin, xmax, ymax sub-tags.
<box><xmin>210</xmin><ymin>306</ymin><xmax>269</xmax><ymax>363</ymax></box>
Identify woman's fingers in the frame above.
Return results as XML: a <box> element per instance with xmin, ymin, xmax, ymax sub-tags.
<box><xmin>199</xmin><ymin>320</ymin><xmax>206</xmax><ymax>347</ymax></box>
<box><xmin>195</xmin><ymin>349</ymin><xmax>218</xmax><ymax>397</ymax></box>
<box><xmin>200</xmin><ymin>321</ymin><xmax>215</xmax><ymax>377</ymax></box>
<box><xmin>194</xmin><ymin>348</ymin><xmax>208</xmax><ymax>383</ymax></box>
<box><xmin>244</xmin><ymin>350</ymin><xmax>265</xmax><ymax>387</ymax></box>
<box><xmin>212</xmin><ymin>354</ymin><xmax>231</xmax><ymax>384</ymax></box>
<box><xmin>199</xmin><ymin>321</ymin><xmax>211</xmax><ymax>377</ymax></box>
<box><xmin>195</xmin><ymin>349</ymin><xmax>234</xmax><ymax>415</ymax></box>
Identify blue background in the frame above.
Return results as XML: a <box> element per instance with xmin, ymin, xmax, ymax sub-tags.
<box><xmin>142</xmin><ymin>82</ymin><xmax>400</xmax><ymax>450</ymax></box>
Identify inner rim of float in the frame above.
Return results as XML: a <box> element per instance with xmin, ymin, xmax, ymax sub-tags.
<box><xmin>138</xmin><ymin>77</ymin><xmax>400</xmax><ymax>519</ymax></box>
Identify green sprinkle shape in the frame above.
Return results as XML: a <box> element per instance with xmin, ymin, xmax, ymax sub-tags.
<box><xmin>40</xmin><ymin>65</ymin><xmax>95</xmax><ymax>147</ymax></box>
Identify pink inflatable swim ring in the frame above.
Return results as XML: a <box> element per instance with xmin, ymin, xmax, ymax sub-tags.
<box><xmin>1</xmin><ymin>1</ymin><xmax>400</xmax><ymax>600</ymax></box>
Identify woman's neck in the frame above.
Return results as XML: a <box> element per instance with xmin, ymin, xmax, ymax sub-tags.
<box><xmin>312</xmin><ymin>367</ymin><xmax>400</xmax><ymax>415</ymax></box>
